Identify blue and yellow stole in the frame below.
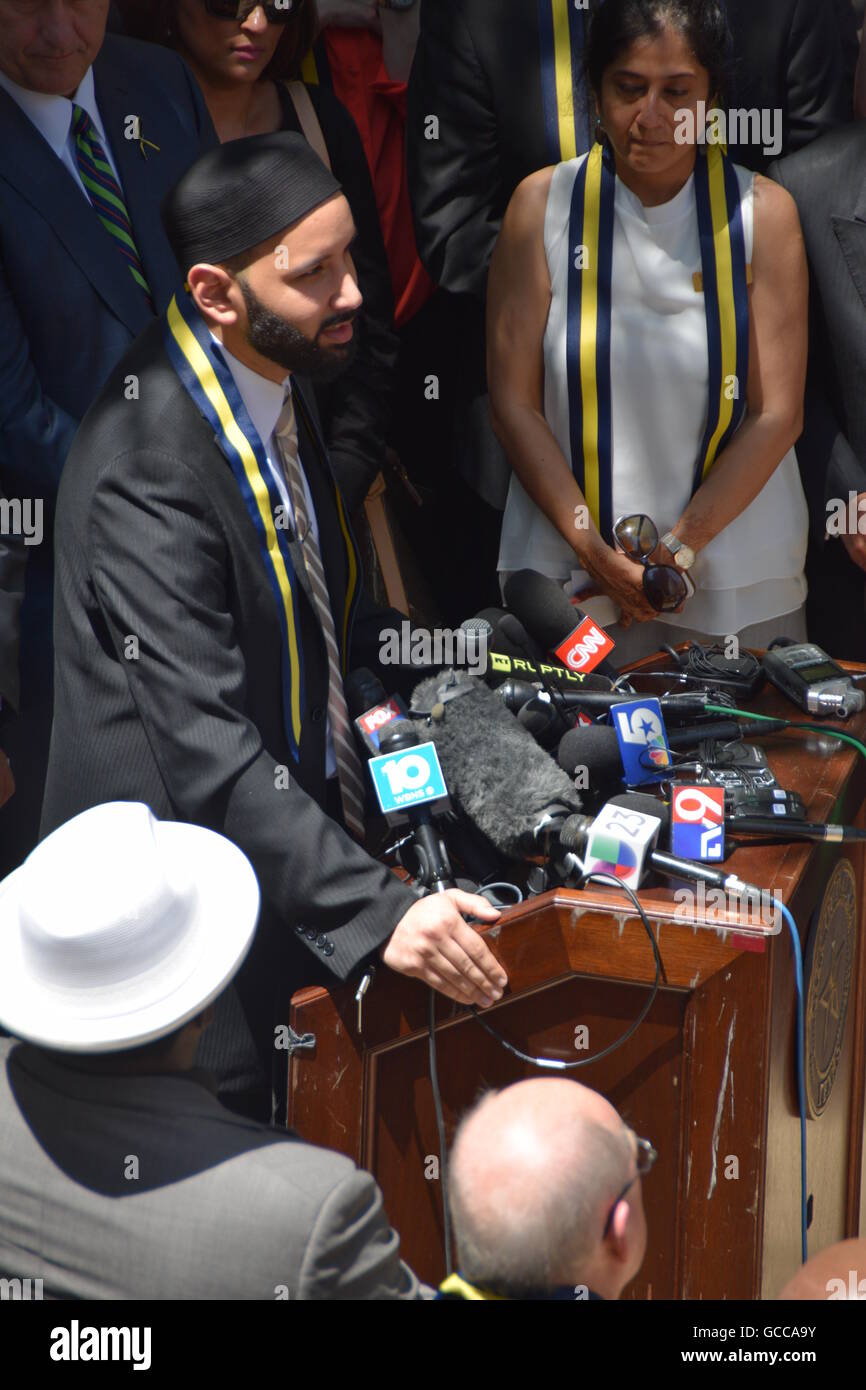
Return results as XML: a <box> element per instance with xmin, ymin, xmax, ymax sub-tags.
<box><xmin>300</xmin><ymin>35</ymin><xmax>333</xmax><ymax>90</ymax></box>
<box><xmin>566</xmin><ymin>141</ymin><xmax>750</xmax><ymax>542</ymax></box>
<box><xmin>538</xmin><ymin>0</ymin><xmax>593</xmax><ymax>161</ymax></box>
<box><xmin>164</xmin><ymin>292</ymin><xmax>357</xmax><ymax>762</ymax></box>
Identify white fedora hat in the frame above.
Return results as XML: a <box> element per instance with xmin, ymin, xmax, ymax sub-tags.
<box><xmin>0</xmin><ymin>802</ymin><xmax>260</xmax><ymax>1052</ymax></box>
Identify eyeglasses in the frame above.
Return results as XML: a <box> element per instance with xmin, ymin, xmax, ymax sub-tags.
<box><xmin>204</xmin><ymin>0</ymin><xmax>300</xmax><ymax>22</ymax></box>
<box><xmin>613</xmin><ymin>513</ymin><xmax>695</xmax><ymax>613</ymax></box>
<box><xmin>602</xmin><ymin>1129</ymin><xmax>657</xmax><ymax>1239</ymax></box>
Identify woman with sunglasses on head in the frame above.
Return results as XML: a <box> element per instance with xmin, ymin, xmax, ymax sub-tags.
<box><xmin>490</xmin><ymin>0</ymin><xmax>809</xmax><ymax>667</ymax></box>
<box><xmin>116</xmin><ymin>0</ymin><xmax>397</xmax><ymax>515</ymax></box>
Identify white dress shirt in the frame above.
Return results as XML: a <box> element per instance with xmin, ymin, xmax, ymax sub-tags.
<box><xmin>213</xmin><ymin>335</ymin><xmax>337</xmax><ymax>777</ymax></box>
<box><xmin>0</xmin><ymin>65</ymin><xmax>123</xmax><ymax>198</ymax></box>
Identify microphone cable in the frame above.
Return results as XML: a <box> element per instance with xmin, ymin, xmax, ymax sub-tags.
<box><xmin>426</xmin><ymin>878</ymin><xmax>524</xmax><ymax>1277</ymax></box>
<box><xmin>428</xmin><ymin>985</ymin><xmax>454</xmax><ymax>1276</ymax></box>
<box><xmin>705</xmin><ymin>703</ymin><xmax>866</xmax><ymax>763</ymax></box>
<box><xmin>464</xmin><ymin>865</ymin><xmax>663</xmax><ymax>1071</ymax></box>
<box><xmin>771</xmin><ymin>898</ymin><xmax>808</xmax><ymax>1265</ymax></box>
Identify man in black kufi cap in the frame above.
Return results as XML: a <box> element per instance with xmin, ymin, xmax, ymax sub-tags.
<box><xmin>40</xmin><ymin>133</ymin><xmax>506</xmax><ymax>1124</ymax></box>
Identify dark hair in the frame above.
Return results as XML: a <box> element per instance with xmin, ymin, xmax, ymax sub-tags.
<box><xmin>114</xmin><ymin>0</ymin><xmax>319</xmax><ymax>83</ymax></box>
<box><xmin>124</xmin><ymin>1022</ymin><xmax>188</xmax><ymax>1061</ymax></box>
<box><xmin>586</xmin><ymin>0</ymin><xmax>732</xmax><ymax>107</ymax></box>
<box><xmin>42</xmin><ymin>1022</ymin><xmax>188</xmax><ymax>1075</ymax></box>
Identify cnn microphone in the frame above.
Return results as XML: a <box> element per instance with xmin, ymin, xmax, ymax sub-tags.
<box><xmin>503</xmin><ymin>569</ymin><xmax>619</xmax><ymax>678</ymax></box>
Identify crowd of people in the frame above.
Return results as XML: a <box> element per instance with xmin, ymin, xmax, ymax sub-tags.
<box><xmin>1</xmin><ymin>0</ymin><xmax>865</xmax><ymax>1301</ymax></box>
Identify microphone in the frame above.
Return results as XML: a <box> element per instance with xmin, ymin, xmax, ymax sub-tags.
<box><xmin>518</xmin><ymin>688</ymin><xmax>724</xmax><ymax>751</ymax></box>
<box><xmin>496</xmin><ymin>677</ymin><xmax>541</xmax><ymax>714</ymax></box>
<box><xmin>409</xmin><ymin>669</ymin><xmax>582</xmax><ymax>857</ymax></box>
<box><xmin>495</xmin><ymin>611</ymin><xmax>549</xmax><ymax>667</ymax></box>
<box><xmin>345</xmin><ymin>666</ymin><xmax>386</xmax><ymax>716</ymax></box>
<box><xmin>514</xmin><ymin>677</ymin><xmax>630</xmax><ymax>748</ymax></box>
<box><xmin>559</xmin><ymin>793</ymin><xmax>767</xmax><ymax>898</ymax></box>
<box><xmin>503</xmin><ymin>569</ymin><xmax>619</xmax><ymax>678</ymax></box>
<box><xmin>517</xmin><ymin>694</ymin><xmax>574</xmax><ymax>749</ymax></box>
<box><xmin>556</xmin><ymin>724</ymin><xmax>626</xmax><ymax>809</ymax></box>
<box><xmin>461</xmin><ymin>610</ymin><xmax>550</xmax><ymax>684</ymax></box>
<box><xmin>729</xmin><ymin>816</ymin><xmax>866</xmax><ymax>843</ymax></box>
<box><xmin>459</xmin><ymin>612</ymin><xmax>495</xmax><ymax>662</ymax></box>
<box><xmin>588</xmin><ymin>790</ymin><xmax>866</xmax><ymax>846</ymax></box>
<box><xmin>666</xmin><ymin>717</ymin><xmax>788</xmax><ymax>749</ymax></box>
<box><xmin>345</xmin><ymin>667</ymin><xmax>409</xmax><ymax>754</ymax></box>
<box><xmin>544</xmin><ymin>688</ymin><xmax>717</xmax><ymax>717</ymax></box>
<box><xmin>377</xmin><ymin>721</ymin><xmax>456</xmax><ymax>892</ymax></box>
<box><xmin>656</xmin><ymin>793</ymin><xmax>866</xmax><ymax>845</ymax></box>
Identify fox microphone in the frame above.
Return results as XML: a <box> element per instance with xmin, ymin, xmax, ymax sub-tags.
<box><xmin>345</xmin><ymin>667</ymin><xmax>409</xmax><ymax>754</ymax></box>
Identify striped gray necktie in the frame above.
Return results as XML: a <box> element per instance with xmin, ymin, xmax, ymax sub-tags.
<box><xmin>275</xmin><ymin>397</ymin><xmax>367</xmax><ymax>841</ymax></box>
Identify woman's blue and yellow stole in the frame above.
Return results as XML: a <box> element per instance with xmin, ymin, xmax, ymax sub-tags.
<box><xmin>537</xmin><ymin>0</ymin><xmax>594</xmax><ymax>161</ymax></box>
<box><xmin>566</xmin><ymin>141</ymin><xmax>750</xmax><ymax>541</ymax></box>
<box><xmin>164</xmin><ymin>292</ymin><xmax>357</xmax><ymax>762</ymax></box>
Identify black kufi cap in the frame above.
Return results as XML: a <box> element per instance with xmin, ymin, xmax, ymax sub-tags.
<box><xmin>161</xmin><ymin>132</ymin><xmax>342</xmax><ymax>274</ymax></box>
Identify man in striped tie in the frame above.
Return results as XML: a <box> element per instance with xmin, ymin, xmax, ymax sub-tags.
<box><xmin>0</xmin><ymin>0</ymin><xmax>215</xmax><ymax>877</ymax></box>
<box><xmin>41</xmin><ymin>133</ymin><xmax>508</xmax><ymax>1123</ymax></box>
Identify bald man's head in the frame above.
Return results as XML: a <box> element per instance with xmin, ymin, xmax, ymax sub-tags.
<box><xmin>448</xmin><ymin>1079</ymin><xmax>648</xmax><ymax>1298</ymax></box>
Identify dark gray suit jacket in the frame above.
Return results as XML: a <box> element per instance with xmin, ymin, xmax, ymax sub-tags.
<box><xmin>0</xmin><ymin>34</ymin><xmax>214</xmax><ymax>510</ymax></box>
<box><xmin>40</xmin><ymin>316</ymin><xmax>418</xmax><ymax>1099</ymax></box>
<box><xmin>0</xmin><ymin>1039</ymin><xmax>423</xmax><ymax>1300</ymax></box>
<box><xmin>770</xmin><ymin>123</ymin><xmax>866</xmax><ymax>659</ymax></box>
<box><xmin>0</xmin><ymin>33</ymin><xmax>216</xmax><ymax>874</ymax></box>
<box><xmin>0</xmin><ymin>500</ymin><xmax>26</xmax><ymax>713</ymax></box>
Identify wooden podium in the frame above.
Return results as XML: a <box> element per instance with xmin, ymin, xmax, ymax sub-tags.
<box><xmin>286</xmin><ymin>662</ymin><xmax>866</xmax><ymax>1297</ymax></box>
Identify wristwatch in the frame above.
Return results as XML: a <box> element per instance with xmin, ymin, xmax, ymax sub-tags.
<box><xmin>660</xmin><ymin>531</ymin><xmax>696</xmax><ymax>570</ymax></box>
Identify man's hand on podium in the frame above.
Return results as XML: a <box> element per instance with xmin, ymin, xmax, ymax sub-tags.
<box><xmin>381</xmin><ymin>890</ymin><xmax>507</xmax><ymax>1009</ymax></box>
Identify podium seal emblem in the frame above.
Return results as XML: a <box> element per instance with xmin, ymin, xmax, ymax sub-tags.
<box><xmin>804</xmin><ymin>857</ymin><xmax>856</xmax><ymax>1118</ymax></box>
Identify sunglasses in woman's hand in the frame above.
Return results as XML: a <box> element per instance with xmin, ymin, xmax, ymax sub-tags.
<box><xmin>613</xmin><ymin>513</ymin><xmax>695</xmax><ymax>613</ymax></box>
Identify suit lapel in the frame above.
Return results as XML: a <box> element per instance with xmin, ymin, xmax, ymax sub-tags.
<box><xmin>832</xmin><ymin>216</ymin><xmax>866</xmax><ymax>317</ymax></box>
<box><xmin>0</xmin><ymin>85</ymin><xmax>150</xmax><ymax>336</ymax></box>
<box><xmin>832</xmin><ymin>179</ymin><xmax>866</xmax><ymax>316</ymax></box>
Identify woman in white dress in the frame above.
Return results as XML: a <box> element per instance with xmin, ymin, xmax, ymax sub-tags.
<box><xmin>490</xmin><ymin>0</ymin><xmax>809</xmax><ymax>667</ymax></box>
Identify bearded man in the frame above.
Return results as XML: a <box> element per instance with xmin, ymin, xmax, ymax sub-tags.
<box><xmin>40</xmin><ymin>133</ymin><xmax>505</xmax><ymax>1123</ymax></box>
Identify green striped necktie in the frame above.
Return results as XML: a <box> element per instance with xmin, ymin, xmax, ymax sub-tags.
<box><xmin>71</xmin><ymin>104</ymin><xmax>154</xmax><ymax>311</ymax></box>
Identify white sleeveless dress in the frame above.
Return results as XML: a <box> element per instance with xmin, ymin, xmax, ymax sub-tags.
<box><xmin>497</xmin><ymin>154</ymin><xmax>808</xmax><ymax>635</ymax></box>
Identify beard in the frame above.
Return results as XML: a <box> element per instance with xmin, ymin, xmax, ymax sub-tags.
<box><xmin>238</xmin><ymin>278</ymin><xmax>359</xmax><ymax>382</ymax></box>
